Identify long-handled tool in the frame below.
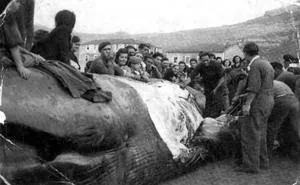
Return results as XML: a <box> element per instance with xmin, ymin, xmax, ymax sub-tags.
<box><xmin>224</xmin><ymin>93</ymin><xmax>248</xmax><ymax>116</ymax></box>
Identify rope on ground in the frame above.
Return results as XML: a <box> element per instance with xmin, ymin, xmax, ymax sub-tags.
<box><xmin>0</xmin><ymin>174</ymin><xmax>11</xmax><ymax>185</ymax></box>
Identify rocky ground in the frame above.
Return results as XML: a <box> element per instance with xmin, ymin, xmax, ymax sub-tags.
<box><xmin>161</xmin><ymin>156</ymin><xmax>300</xmax><ymax>185</ymax></box>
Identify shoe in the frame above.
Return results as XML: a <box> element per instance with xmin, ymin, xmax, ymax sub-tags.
<box><xmin>234</xmin><ymin>166</ymin><xmax>259</xmax><ymax>174</ymax></box>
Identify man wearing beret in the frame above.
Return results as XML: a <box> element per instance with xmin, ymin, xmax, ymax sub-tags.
<box><xmin>88</xmin><ymin>42</ymin><xmax>123</xmax><ymax>76</ymax></box>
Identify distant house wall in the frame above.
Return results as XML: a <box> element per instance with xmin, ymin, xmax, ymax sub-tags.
<box><xmin>166</xmin><ymin>52</ymin><xmax>224</xmax><ymax>64</ymax></box>
<box><xmin>82</xmin><ymin>44</ymin><xmax>98</xmax><ymax>54</ymax></box>
<box><xmin>78</xmin><ymin>46</ymin><xmax>99</xmax><ymax>72</ymax></box>
<box><xmin>154</xmin><ymin>47</ymin><xmax>163</xmax><ymax>53</ymax></box>
<box><xmin>214</xmin><ymin>53</ymin><xmax>224</xmax><ymax>59</ymax></box>
<box><xmin>165</xmin><ymin>52</ymin><xmax>199</xmax><ymax>64</ymax></box>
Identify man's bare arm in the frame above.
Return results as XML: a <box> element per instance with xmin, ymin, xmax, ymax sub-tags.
<box><xmin>10</xmin><ymin>46</ymin><xmax>31</xmax><ymax>79</ymax></box>
<box><xmin>213</xmin><ymin>76</ymin><xmax>225</xmax><ymax>93</ymax></box>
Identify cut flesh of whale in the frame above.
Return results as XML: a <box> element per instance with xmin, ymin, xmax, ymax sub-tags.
<box><xmin>117</xmin><ymin>78</ymin><xmax>203</xmax><ymax>159</ymax></box>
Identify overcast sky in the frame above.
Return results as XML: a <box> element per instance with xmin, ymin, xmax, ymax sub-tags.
<box><xmin>35</xmin><ymin>0</ymin><xmax>297</xmax><ymax>34</ymax></box>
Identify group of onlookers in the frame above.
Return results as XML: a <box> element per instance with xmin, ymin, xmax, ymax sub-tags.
<box><xmin>83</xmin><ymin>41</ymin><xmax>199</xmax><ymax>85</ymax></box>
<box><xmin>85</xmin><ymin>42</ymin><xmax>163</xmax><ymax>82</ymax></box>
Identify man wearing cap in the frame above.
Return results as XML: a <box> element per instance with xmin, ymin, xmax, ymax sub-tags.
<box><xmin>88</xmin><ymin>42</ymin><xmax>123</xmax><ymax>76</ymax></box>
<box><xmin>235</xmin><ymin>42</ymin><xmax>274</xmax><ymax>174</ymax></box>
<box><xmin>70</xmin><ymin>35</ymin><xmax>81</xmax><ymax>70</ymax></box>
<box><xmin>128</xmin><ymin>56</ymin><xmax>150</xmax><ymax>82</ymax></box>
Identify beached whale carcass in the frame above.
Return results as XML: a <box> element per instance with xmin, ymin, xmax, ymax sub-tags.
<box><xmin>0</xmin><ymin>68</ymin><xmax>235</xmax><ymax>185</ymax></box>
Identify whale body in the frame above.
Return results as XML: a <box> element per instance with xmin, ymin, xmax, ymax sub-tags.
<box><xmin>0</xmin><ymin>68</ymin><xmax>233</xmax><ymax>185</ymax></box>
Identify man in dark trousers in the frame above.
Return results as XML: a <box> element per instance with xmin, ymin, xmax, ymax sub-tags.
<box><xmin>267</xmin><ymin>80</ymin><xmax>300</xmax><ymax>160</ymax></box>
<box><xmin>189</xmin><ymin>52</ymin><xmax>229</xmax><ymax>118</ymax></box>
<box><xmin>236</xmin><ymin>42</ymin><xmax>274</xmax><ymax>173</ymax></box>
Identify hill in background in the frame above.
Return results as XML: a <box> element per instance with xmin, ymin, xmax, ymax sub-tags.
<box><xmin>35</xmin><ymin>4</ymin><xmax>300</xmax><ymax>61</ymax></box>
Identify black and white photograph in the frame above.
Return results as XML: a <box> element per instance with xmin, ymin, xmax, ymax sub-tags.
<box><xmin>0</xmin><ymin>0</ymin><xmax>300</xmax><ymax>184</ymax></box>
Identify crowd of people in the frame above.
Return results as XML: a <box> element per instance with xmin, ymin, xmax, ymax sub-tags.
<box><xmin>1</xmin><ymin>0</ymin><xmax>300</xmax><ymax>176</ymax></box>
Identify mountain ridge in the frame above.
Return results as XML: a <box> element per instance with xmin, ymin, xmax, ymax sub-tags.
<box><xmin>34</xmin><ymin>4</ymin><xmax>300</xmax><ymax>57</ymax></box>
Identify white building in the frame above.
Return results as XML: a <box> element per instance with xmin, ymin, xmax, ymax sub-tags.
<box><xmin>166</xmin><ymin>51</ymin><xmax>224</xmax><ymax>64</ymax></box>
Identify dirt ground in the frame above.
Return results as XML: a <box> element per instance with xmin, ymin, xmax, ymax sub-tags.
<box><xmin>160</xmin><ymin>156</ymin><xmax>300</xmax><ymax>185</ymax></box>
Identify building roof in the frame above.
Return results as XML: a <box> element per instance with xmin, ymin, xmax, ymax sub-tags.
<box><xmin>82</xmin><ymin>38</ymin><xmax>161</xmax><ymax>48</ymax></box>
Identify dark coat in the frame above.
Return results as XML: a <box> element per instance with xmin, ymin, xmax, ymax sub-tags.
<box><xmin>190</xmin><ymin>60</ymin><xmax>224</xmax><ymax>91</ymax></box>
<box><xmin>31</xmin><ymin>26</ymin><xmax>73</xmax><ymax>65</ymax></box>
<box><xmin>88</xmin><ymin>55</ymin><xmax>124</xmax><ymax>76</ymax></box>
